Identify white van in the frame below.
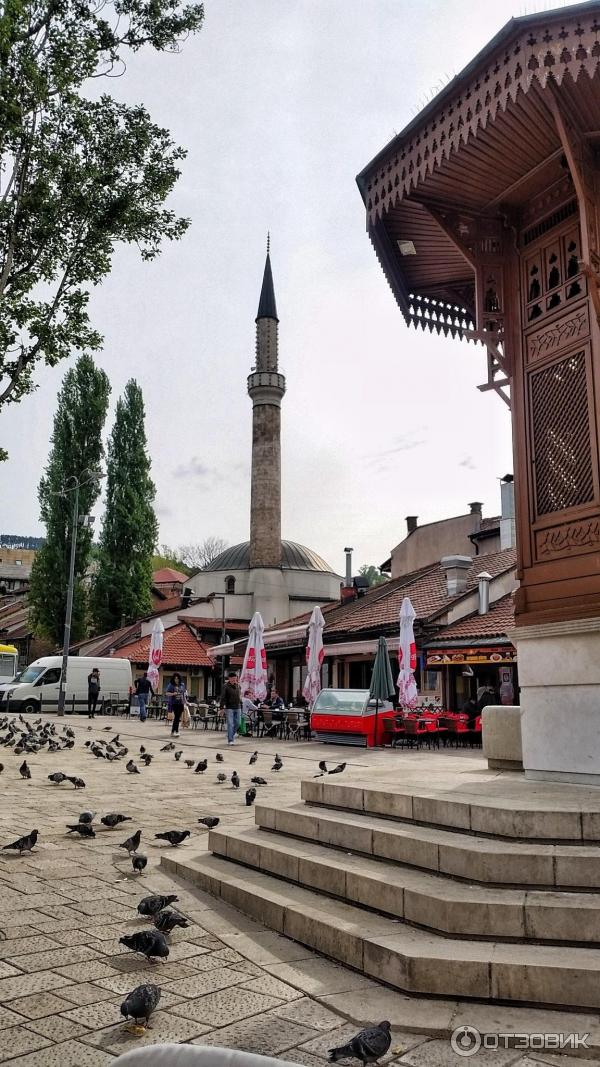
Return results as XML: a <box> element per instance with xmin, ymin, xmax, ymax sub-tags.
<box><xmin>0</xmin><ymin>656</ymin><xmax>132</xmax><ymax>714</ymax></box>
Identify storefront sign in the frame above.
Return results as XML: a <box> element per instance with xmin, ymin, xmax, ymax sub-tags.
<box><xmin>426</xmin><ymin>647</ymin><xmax>517</xmax><ymax>666</ymax></box>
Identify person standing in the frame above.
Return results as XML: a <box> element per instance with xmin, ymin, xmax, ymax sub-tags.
<box><xmin>87</xmin><ymin>668</ymin><xmax>101</xmax><ymax>719</ymax></box>
<box><xmin>134</xmin><ymin>672</ymin><xmax>154</xmax><ymax>723</ymax></box>
<box><xmin>220</xmin><ymin>672</ymin><xmax>242</xmax><ymax>745</ymax></box>
<box><xmin>166</xmin><ymin>673</ymin><xmax>186</xmax><ymax>736</ymax></box>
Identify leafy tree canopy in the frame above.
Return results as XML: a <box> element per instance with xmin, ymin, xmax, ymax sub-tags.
<box><xmin>358</xmin><ymin>564</ymin><xmax>388</xmax><ymax>587</ymax></box>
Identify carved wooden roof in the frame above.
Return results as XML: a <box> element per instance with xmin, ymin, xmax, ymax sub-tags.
<box><xmin>357</xmin><ymin>2</ymin><xmax>600</xmax><ymax>341</ymax></box>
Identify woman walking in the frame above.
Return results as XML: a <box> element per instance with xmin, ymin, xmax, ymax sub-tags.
<box><xmin>166</xmin><ymin>673</ymin><xmax>186</xmax><ymax>737</ymax></box>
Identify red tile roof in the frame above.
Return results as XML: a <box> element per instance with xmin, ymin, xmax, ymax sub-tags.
<box><xmin>70</xmin><ymin>621</ymin><xmax>142</xmax><ymax>656</ymax></box>
<box><xmin>115</xmin><ymin>623</ymin><xmax>214</xmax><ymax>668</ymax></box>
<box><xmin>427</xmin><ymin>593</ymin><xmax>515</xmax><ymax>644</ymax></box>
<box><xmin>182</xmin><ymin>617</ymin><xmax>250</xmax><ymax>632</ymax></box>
<box><xmin>152</xmin><ymin>568</ymin><xmax>189</xmax><ymax>585</ymax></box>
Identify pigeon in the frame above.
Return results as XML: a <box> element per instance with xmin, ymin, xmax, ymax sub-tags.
<box><xmin>161</xmin><ymin>742</ymin><xmax>175</xmax><ymax>752</ymax></box>
<box><xmin>65</xmin><ymin>728</ymin><xmax>75</xmax><ymax>739</ymax></box>
<box><xmin>194</xmin><ymin>759</ymin><xmax>208</xmax><ymax>774</ymax></box>
<box><xmin>66</xmin><ymin>776</ymin><xmax>86</xmax><ymax>788</ymax></box>
<box><xmin>141</xmin><ymin>754</ymin><xmax>153</xmax><ymax>766</ymax></box>
<box><xmin>0</xmin><ymin>764</ymin><xmax>3</xmax><ymax>774</ymax></box>
<box><xmin>216</xmin><ymin>773</ymin><xmax>227</xmax><ymax>783</ymax></box>
<box><xmin>184</xmin><ymin>759</ymin><xmax>195</xmax><ymax>769</ymax></box>
<box><xmin>101</xmin><ymin>813</ymin><xmax>131</xmax><ymax>829</ymax></box>
<box><xmin>2</xmin><ymin>829</ymin><xmax>38</xmax><ymax>854</ymax></box>
<box><xmin>245</xmin><ymin>787</ymin><xmax>256</xmax><ymax>806</ymax></box>
<box><xmin>103</xmin><ymin>725</ymin><xmax>112</xmax><ymax>731</ymax></box>
<box><xmin>119</xmin><ymin>829</ymin><xmax>142</xmax><ymax>854</ymax></box>
<box><xmin>198</xmin><ymin>817</ymin><xmax>220</xmax><ymax>829</ymax></box>
<box><xmin>327</xmin><ymin>1021</ymin><xmax>392</xmax><ymax>1064</ymax></box>
<box><xmin>249</xmin><ymin>751</ymin><xmax>258</xmax><ymax>765</ymax></box>
<box><xmin>271</xmin><ymin>758</ymin><xmax>283</xmax><ymax>772</ymax></box>
<box><xmin>126</xmin><ymin>760</ymin><xmax>141</xmax><ymax>774</ymax></box>
<box><xmin>328</xmin><ymin>762</ymin><xmax>347</xmax><ymax>775</ymax></box>
<box><xmin>140</xmin><ymin>745</ymin><xmax>146</xmax><ymax>754</ymax></box>
<box><xmin>48</xmin><ymin>772</ymin><xmax>66</xmax><ymax>784</ymax></box>
<box><xmin>66</xmin><ymin>823</ymin><xmax>96</xmax><ymax>838</ymax></box>
<box><xmin>120</xmin><ymin>982</ymin><xmax>161</xmax><ymax>1029</ymax></box>
<box><xmin>154</xmin><ymin>830</ymin><xmax>191</xmax><ymax>847</ymax></box>
<box><xmin>111</xmin><ymin>734</ymin><xmax>120</xmax><ymax>744</ymax></box>
<box><xmin>215</xmin><ymin>753</ymin><xmax>224</xmax><ymax>763</ymax></box>
<box><xmin>174</xmin><ymin>751</ymin><xmax>182</xmax><ymax>762</ymax></box>
<box><xmin>251</xmin><ymin>776</ymin><xmax>268</xmax><ymax>786</ymax></box>
<box><xmin>119</xmin><ymin>930</ymin><xmax>169</xmax><ymax>962</ymax></box>
<box><xmin>154</xmin><ymin>909</ymin><xmax>189</xmax><ymax>934</ymax></box>
<box><xmin>87</xmin><ymin>725</ymin><xmax>93</xmax><ymax>731</ymax></box>
<box><xmin>19</xmin><ymin>760</ymin><xmax>31</xmax><ymax>779</ymax></box>
<box><xmin>231</xmin><ymin>771</ymin><xmax>240</xmax><ymax>789</ymax></box>
<box><xmin>132</xmin><ymin>854</ymin><xmax>148</xmax><ymax>874</ymax></box>
<box><xmin>137</xmin><ymin>893</ymin><xmax>178</xmax><ymax>916</ymax></box>
<box><xmin>78</xmin><ymin>811</ymin><xmax>95</xmax><ymax>824</ymax></box>
<box><xmin>314</xmin><ymin>759</ymin><xmax>329</xmax><ymax>777</ymax></box>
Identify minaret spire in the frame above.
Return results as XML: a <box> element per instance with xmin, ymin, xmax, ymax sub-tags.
<box><xmin>248</xmin><ymin>243</ymin><xmax>286</xmax><ymax>569</ymax></box>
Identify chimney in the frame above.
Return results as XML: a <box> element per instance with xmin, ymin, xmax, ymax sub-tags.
<box><xmin>500</xmin><ymin>474</ymin><xmax>515</xmax><ymax>550</ymax></box>
<box><xmin>440</xmin><ymin>555</ymin><xmax>472</xmax><ymax>596</ymax></box>
<box><xmin>182</xmin><ymin>586</ymin><xmax>192</xmax><ymax>609</ymax></box>
<box><xmin>477</xmin><ymin>571</ymin><xmax>492</xmax><ymax>615</ymax></box>
<box><xmin>406</xmin><ymin>516</ymin><xmax>418</xmax><ymax>535</ymax></box>
<box><xmin>469</xmin><ymin>501</ymin><xmax>483</xmax><ymax>516</ymax></box>
<box><xmin>343</xmin><ymin>547</ymin><xmax>353</xmax><ymax>588</ymax></box>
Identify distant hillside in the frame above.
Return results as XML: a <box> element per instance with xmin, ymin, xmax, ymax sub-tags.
<box><xmin>0</xmin><ymin>534</ymin><xmax>45</xmax><ymax>549</ymax></box>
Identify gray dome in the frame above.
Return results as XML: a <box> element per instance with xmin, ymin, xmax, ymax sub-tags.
<box><xmin>204</xmin><ymin>540</ymin><xmax>334</xmax><ymax>574</ymax></box>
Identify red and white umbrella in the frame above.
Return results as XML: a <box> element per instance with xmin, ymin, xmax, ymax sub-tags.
<box><xmin>303</xmin><ymin>605</ymin><xmax>325</xmax><ymax>708</ymax></box>
<box><xmin>240</xmin><ymin>612</ymin><xmax>268</xmax><ymax>702</ymax></box>
<box><xmin>147</xmin><ymin>618</ymin><xmax>164</xmax><ymax>691</ymax></box>
<box><xmin>397</xmin><ymin>596</ymin><xmax>419</xmax><ymax>710</ymax></box>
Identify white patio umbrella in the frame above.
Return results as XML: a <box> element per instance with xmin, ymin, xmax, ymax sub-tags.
<box><xmin>303</xmin><ymin>605</ymin><xmax>325</xmax><ymax>709</ymax></box>
<box><xmin>239</xmin><ymin>612</ymin><xmax>268</xmax><ymax>702</ymax></box>
<box><xmin>397</xmin><ymin>596</ymin><xmax>419</xmax><ymax>710</ymax></box>
<box><xmin>147</xmin><ymin>618</ymin><xmax>164</xmax><ymax>691</ymax></box>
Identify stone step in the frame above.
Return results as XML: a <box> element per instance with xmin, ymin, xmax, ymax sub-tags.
<box><xmin>255</xmin><ymin>802</ymin><xmax>600</xmax><ymax>889</ymax></box>
<box><xmin>165</xmin><ymin>850</ymin><xmax>600</xmax><ymax>1010</ymax></box>
<box><xmin>301</xmin><ymin>778</ymin><xmax>600</xmax><ymax>841</ymax></box>
<box><xmin>208</xmin><ymin>825</ymin><xmax>600</xmax><ymax>944</ymax></box>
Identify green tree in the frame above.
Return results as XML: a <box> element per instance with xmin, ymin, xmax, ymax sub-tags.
<box><xmin>0</xmin><ymin>0</ymin><xmax>204</xmax><ymax>428</ymax></box>
<box><xmin>359</xmin><ymin>564</ymin><xmax>388</xmax><ymax>587</ymax></box>
<box><xmin>91</xmin><ymin>379</ymin><xmax>157</xmax><ymax>632</ymax></box>
<box><xmin>29</xmin><ymin>353</ymin><xmax>110</xmax><ymax>643</ymax></box>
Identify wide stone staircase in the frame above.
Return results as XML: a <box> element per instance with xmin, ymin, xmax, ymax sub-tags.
<box><xmin>166</xmin><ymin>775</ymin><xmax>600</xmax><ymax>1011</ymax></box>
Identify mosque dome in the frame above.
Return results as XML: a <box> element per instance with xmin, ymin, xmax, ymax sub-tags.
<box><xmin>204</xmin><ymin>540</ymin><xmax>335</xmax><ymax>574</ymax></box>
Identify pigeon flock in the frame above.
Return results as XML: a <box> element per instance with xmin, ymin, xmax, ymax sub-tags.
<box><xmin>0</xmin><ymin>711</ymin><xmax>363</xmax><ymax>1053</ymax></box>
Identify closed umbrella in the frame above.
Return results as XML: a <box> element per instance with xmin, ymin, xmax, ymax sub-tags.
<box><xmin>303</xmin><ymin>606</ymin><xmax>325</xmax><ymax>709</ymax></box>
<box><xmin>147</xmin><ymin>619</ymin><xmax>164</xmax><ymax>692</ymax></box>
<box><xmin>240</xmin><ymin>612</ymin><xmax>268</xmax><ymax>703</ymax></box>
<box><xmin>369</xmin><ymin>635</ymin><xmax>396</xmax><ymax>745</ymax></box>
<box><xmin>398</xmin><ymin>596</ymin><xmax>419</xmax><ymax>710</ymax></box>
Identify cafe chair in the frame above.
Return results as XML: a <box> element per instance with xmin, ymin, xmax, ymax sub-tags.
<box><xmin>284</xmin><ymin>710</ymin><xmax>302</xmax><ymax>741</ymax></box>
<box><xmin>259</xmin><ymin>709</ymin><xmax>279</xmax><ymax>739</ymax></box>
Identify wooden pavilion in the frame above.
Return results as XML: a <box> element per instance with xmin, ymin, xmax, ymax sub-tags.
<box><xmin>357</xmin><ymin>1</ymin><xmax>600</xmax><ymax>782</ymax></box>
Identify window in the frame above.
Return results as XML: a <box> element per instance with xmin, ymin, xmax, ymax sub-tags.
<box><xmin>225</xmin><ymin>576</ymin><xmax>235</xmax><ymax>595</ymax></box>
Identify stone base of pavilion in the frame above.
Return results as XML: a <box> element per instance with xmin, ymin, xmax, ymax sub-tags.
<box><xmin>166</xmin><ymin>757</ymin><xmax>600</xmax><ymax>1026</ymax></box>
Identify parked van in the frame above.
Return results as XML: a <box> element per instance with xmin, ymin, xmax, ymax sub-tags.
<box><xmin>0</xmin><ymin>656</ymin><xmax>132</xmax><ymax>714</ymax></box>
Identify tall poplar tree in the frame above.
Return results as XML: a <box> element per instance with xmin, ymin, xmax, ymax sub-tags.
<box><xmin>29</xmin><ymin>354</ymin><xmax>110</xmax><ymax>644</ymax></box>
<box><xmin>91</xmin><ymin>380</ymin><xmax>157</xmax><ymax>633</ymax></box>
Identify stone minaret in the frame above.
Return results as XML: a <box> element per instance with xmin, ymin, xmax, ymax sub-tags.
<box><xmin>248</xmin><ymin>239</ymin><xmax>286</xmax><ymax>569</ymax></box>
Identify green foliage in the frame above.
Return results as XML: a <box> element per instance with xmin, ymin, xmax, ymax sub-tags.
<box><xmin>29</xmin><ymin>353</ymin><xmax>110</xmax><ymax>644</ymax></box>
<box><xmin>358</xmin><ymin>564</ymin><xmax>388</xmax><ymax>587</ymax></box>
<box><xmin>0</xmin><ymin>0</ymin><xmax>204</xmax><ymax>425</ymax></box>
<box><xmin>91</xmin><ymin>379</ymin><xmax>157</xmax><ymax>633</ymax></box>
<box><xmin>152</xmin><ymin>548</ymin><xmax>193</xmax><ymax>577</ymax></box>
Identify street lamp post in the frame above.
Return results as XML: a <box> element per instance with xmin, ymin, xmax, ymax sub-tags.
<box><xmin>210</xmin><ymin>593</ymin><xmax>227</xmax><ymax>695</ymax></box>
<box><xmin>57</xmin><ymin>469</ymin><xmax>103</xmax><ymax>716</ymax></box>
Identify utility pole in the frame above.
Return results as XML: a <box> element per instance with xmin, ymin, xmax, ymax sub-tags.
<box><xmin>56</xmin><ymin>469</ymin><xmax>103</xmax><ymax>717</ymax></box>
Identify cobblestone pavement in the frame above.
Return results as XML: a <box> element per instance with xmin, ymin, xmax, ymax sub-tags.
<box><xmin>0</xmin><ymin>714</ymin><xmax>595</xmax><ymax>1066</ymax></box>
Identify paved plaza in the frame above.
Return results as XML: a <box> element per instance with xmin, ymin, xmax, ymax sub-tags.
<box><xmin>0</xmin><ymin>714</ymin><xmax>597</xmax><ymax>1065</ymax></box>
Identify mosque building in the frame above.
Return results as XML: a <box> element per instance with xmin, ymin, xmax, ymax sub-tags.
<box><xmin>187</xmin><ymin>244</ymin><xmax>342</xmax><ymax>627</ymax></box>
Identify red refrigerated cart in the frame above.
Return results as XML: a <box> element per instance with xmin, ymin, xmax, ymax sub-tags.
<box><xmin>311</xmin><ymin>688</ymin><xmax>395</xmax><ymax>747</ymax></box>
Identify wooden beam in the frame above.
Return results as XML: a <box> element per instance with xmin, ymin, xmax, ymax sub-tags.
<box><xmin>421</xmin><ymin>204</ymin><xmax>477</xmax><ymax>271</ymax></box>
<box><xmin>544</xmin><ymin>87</ymin><xmax>592</xmax><ymax>261</ymax></box>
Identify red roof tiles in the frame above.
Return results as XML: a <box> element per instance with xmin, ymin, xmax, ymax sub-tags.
<box><xmin>116</xmin><ymin>623</ymin><xmax>214</xmax><ymax>668</ymax></box>
<box><xmin>152</xmin><ymin>568</ymin><xmax>189</xmax><ymax>585</ymax></box>
<box><xmin>428</xmin><ymin>593</ymin><xmax>515</xmax><ymax>644</ymax></box>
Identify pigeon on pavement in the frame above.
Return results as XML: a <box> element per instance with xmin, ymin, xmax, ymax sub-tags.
<box><xmin>119</xmin><ymin>829</ymin><xmax>142</xmax><ymax>854</ymax></box>
<box><xmin>184</xmin><ymin>759</ymin><xmax>195</xmax><ymax>768</ymax></box>
<box><xmin>271</xmin><ymin>757</ymin><xmax>283</xmax><ymax>772</ymax></box>
<box><xmin>327</xmin><ymin>1021</ymin><xmax>392</xmax><ymax>1064</ymax></box>
<box><xmin>154</xmin><ymin>909</ymin><xmax>189</xmax><ymax>934</ymax></box>
<box><xmin>216</xmin><ymin>773</ymin><xmax>227</xmax><ymax>783</ymax></box>
<box><xmin>231</xmin><ymin>772</ymin><xmax>240</xmax><ymax>789</ymax></box>
<box><xmin>314</xmin><ymin>760</ymin><xmax>329</xmax><ymax>777</ymax></box>
<box><xmin>132</xmin><ymin>854</ymin><xmax>148</xmax><ymax>874</ymax></box>
<box><xmin>66</xmin><ymin>823</ymin><xmax>96</xmax><ymax>838</ymax></box>
<box><xmin>161</xmin><ymin>742</ymin><xmax>175</xmax><ymax>752</ymax></box>
<box><xmin>198</xmin><ymin>817</ymin><xmax>220</xmax><ymax>829</ymax></box>
<box><xmin>154</xmin><ymin>830</ymin><xmax>191</xmax><ymax>847</ymax></box>
<box><xmin>126</xmin><ymin>760</ymin><xmax>141</xmax><ymax>774</ymax></box>
<box><xmin>141</xmin><ymin>754</ymin><xmax>153</xmax><ymax>766</ymax></box>
<box><xmin>251</xmin><ymin>776</ymin><xmax>268</xmax><ymax>786</ymax></box>
<box><xmin>19</xmin><ymin>760</ymin><xmax>31</xmax><ymax>779</ymax></box>
<box><xmin>174</xmin><ymin>751</ymin><xmax>182</xmax><ymax>762</ymax></box>
<box><xmin>195</xmin><ymin>759</ymin><xmax>208</xmax><ymax>774</ymax></box>
<box><xmin>215</xmin><ymin>753</ymin><xmax>224</xmax><ymax>763</ymax></box>
<box><xmin>245</xmin><ymin>787</ymin><xmax>256</xmax><ymax>806</ymax></box>
<box><xmin>119</xmin><ymin>930</ymin><xmax>169</xmax><ymax>962</ymax></box>
<box><xmin>65</xmin><ymin>776</ymin><xmax>85</xmax><ymax>788</ymax></box>
<box><xmin>101</xmin><ymin>813</ymin><xmax>131</xmax><ymax>829</ymax></box>
<box><xmin>249</xmin><ymin>751</ymin><xmax>258</xmax><ymax>765</ymax></box>
<box><xmin>2</xmin><ymin>829</ymin><xmax>38</xmax><ymax>854</ymax></box>
<box><xmin>78</xmin><ymin>811</ymin><xmax>95</xmax><ymax>824</ymax></box>
<box><xmin>120</xmin><ymin>983</ymin><xmax>161</xmax><ymax>1029</ymax></box>
<box><xmin>137</xmin><ymin>893</ymin><xmax>178</xmax><ymax>916</ymax></box>
<box><xmin>328</xmin><ymin>762</ymin><xmax>347</xmax><ymax>775</ymax></box>
<box><xmin>48</xmin><ymin>772</ymin><xmax>66</xmax><ymax>784</ymax></box>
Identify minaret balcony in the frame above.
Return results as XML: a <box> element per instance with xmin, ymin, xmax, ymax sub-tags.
<box><xmin>247</xmin><ymin>370</ymin><xmax>286</xmax><ymax>403</ymax></box>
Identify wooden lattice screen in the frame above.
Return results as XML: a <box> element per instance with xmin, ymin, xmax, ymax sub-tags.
<box><xmin>531</xmin><ymin>351</ymin><xmax>594</xmax><ymax>517</ymax></box>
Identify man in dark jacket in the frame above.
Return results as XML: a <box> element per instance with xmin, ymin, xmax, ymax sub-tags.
<box><xmin>134</xmin><ymin>672</ymin><xmax>154</xmax><ymax>723</ymax></box>
<box><xmin>220</xmin><ymin>672</ymin><xmax>242</xmax><ymax>745</ymax></box>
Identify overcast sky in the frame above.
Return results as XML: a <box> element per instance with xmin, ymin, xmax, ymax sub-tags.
<box><xmin>3</xmin><ymin>0</ymin><xmax>572</xmax><ymax>574</ymax></box>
